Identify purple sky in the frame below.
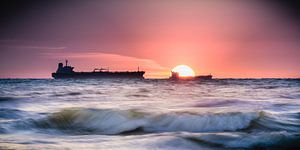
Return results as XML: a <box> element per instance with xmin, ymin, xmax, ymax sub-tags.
<box><xmin>0</xmin><ymin>0</ymin><xmax>299</xmax><ymax>78</ymax></box>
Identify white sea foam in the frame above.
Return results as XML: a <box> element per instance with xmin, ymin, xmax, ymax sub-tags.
<box><xmin>145</xmin><ymin>112</ymin><xmax>259</xmax><ymax>132</ymax></box>
<box><xmin>37</xmin><ymin>108</ymin><xmax>259</xmax><ymax>134</ymax></box>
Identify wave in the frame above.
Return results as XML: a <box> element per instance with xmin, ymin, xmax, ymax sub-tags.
<box><xmin>279</xmin><ymin>93</ymin><xmax>300</xmax><ymax>99</ymax></box>
<box><xmin>145</xmin><ymin>112</ymin><xmax>258</xmax><ymax>133</ymax></box>
<box><xmin>251</xmin><ymin>111</ymin><xmax>300</xmax><ymax>132</ymax></box>
<box><xmin>52</xmin><ymin>92</ymin><xmax>82</xmax><ymax>97</ymax></box>
<box><xmin>193</xmin><ymin>99</ymin><xmax>242</xmax><ymax>107</ymax></box>
<box><xmin>127</xmin><ymin>94</ymin><xmax>150</xmax><ymax>98</ymax></box>
<box><xmin>34</xmin><ymin>108</ymin><xmax>147</xmax><ymax>134</ymax></box>
<box><xmin>184</xmin><ymin>131</ymin><xmax>300</xmax><ymax>149</ymax></box>
<box><xmin>33</xmin><ymin>108</ymin><xmax>260</xmax><ymax>135</ymax></box>
<box><xmin>0</xmin><ymin>96</ymin><xmax>19</xmax><ymax>102</ymax></box>
<box><xmin>0</xmin><ymin>108</ymin><xmax>23</xmax><ymax>119</ymax></box>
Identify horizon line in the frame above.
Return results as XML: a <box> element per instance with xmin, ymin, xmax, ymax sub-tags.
<box><xmin>0</xmin><ymin>77</ymin><xmax>299</xmax><ymax>80</ymax></box>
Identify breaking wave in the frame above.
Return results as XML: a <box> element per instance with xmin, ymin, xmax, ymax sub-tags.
<box><xmin>251</xmin><ymin>111</ymin><xmax>300</xmax><ymax>132</ymax></box>
<box><xmin>33</xmin><ymin>108</ymin><xmax>261</xmax><ymax>135</ymax></box>
<box><xmin>34</xmin><ymin>108</ymin><xmax>147</xmax><ymax>134</ymax></box>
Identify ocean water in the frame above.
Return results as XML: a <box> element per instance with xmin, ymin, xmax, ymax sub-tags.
<box><xmin>0</xmin><ymin>78</ymin><xmax>299</xmax><ymax>150</ymax></box>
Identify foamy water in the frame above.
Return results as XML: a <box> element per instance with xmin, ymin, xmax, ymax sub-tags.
<box><xmin>0</xmin><ymin>79</ymin><xmax>299</xmax><ymax>149</ymax></box>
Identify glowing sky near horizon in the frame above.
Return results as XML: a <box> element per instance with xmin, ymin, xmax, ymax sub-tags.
<box><xmin>0</xmin><ymin>0</ymin><xmax>299</xmax><ymax>78</ymax></box>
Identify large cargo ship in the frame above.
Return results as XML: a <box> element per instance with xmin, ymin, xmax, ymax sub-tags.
<box><xmin>52</xmin><ymin>60</ymin><xmax>145</xmax><ymax>79</ymax></box>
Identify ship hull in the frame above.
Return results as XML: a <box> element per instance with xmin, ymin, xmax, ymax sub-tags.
<box><xmin>169</xmin><ymin>75</ymin><xmax>213</xmax><ymax>80</ymax></box>
<box><xmin>52</xmin><ymin>71</ymin><xmax>145</xmax><ymax>79</ymax></box>
<box><xmin>195</xmin><ymin>75</ymin><xmax>213</xmax><ymax>80</ymax></box>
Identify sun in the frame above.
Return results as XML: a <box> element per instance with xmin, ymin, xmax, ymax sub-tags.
<box><xmin>171</xmin><ymin>65</ymin><xmax>195</xmax><ymax>77</ymax></box>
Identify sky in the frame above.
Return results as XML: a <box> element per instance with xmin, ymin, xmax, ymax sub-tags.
<box><xmin>0</xmin><ymin>0</ymin><xmax>299</xmax><ymax>78</ymax></box>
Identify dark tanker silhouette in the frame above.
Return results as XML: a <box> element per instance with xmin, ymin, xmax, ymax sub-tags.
<box><xmin>52</xmin><ymin>60</ymin><xmax>145</xmax><ymax>79</ymax></box>
<box><xmin>169</xmin><ymin>71</ymin><xmax>212</xmax><ymax>80</ymax></box>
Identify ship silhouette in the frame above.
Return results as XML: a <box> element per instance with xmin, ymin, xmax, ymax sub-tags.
<box><xmin>52</xmin><ymin>60</ymin><xmax>145</xmax><ymax>79</ymax></box>
<box><xmin>169</xmin><ymin>71</ymin><xmax>212</xmax><ymax>80</ymax></box>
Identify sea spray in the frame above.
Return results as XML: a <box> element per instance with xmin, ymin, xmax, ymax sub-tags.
<box><xmin>33</xmin><ymin>108</ymin><xmax>260</xmax><ymax>134</ymax></box>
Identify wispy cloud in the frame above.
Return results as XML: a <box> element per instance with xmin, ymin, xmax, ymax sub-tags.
<box><xmin>0</xmin><ymin>45</ymin><xmax>66</xmax><ymax>50</ymax></box>
<box><xmin>0</xmin><ymin>39</ymin><xmax>66</xmax><ymax>50</ymax></box>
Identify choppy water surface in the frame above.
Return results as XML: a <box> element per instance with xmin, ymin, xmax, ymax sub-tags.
<box><xmin>0</xmin><ymin>78</ymin><xmax>299</xmax><ymax>149</ymax></box>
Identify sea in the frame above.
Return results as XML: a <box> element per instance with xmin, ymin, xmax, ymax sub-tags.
<box><xmin>0</xmin><ymin>78</ymin><xmax>299</xmax><ymax>150</ymax></box>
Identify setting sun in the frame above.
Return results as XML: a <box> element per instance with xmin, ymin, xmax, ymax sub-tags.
<box><xmin>171</xmin><ymin>65</ymin><xmax>195</xmax><ymax>77</ymax></box>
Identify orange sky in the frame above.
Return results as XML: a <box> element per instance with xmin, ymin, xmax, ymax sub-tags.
<box><xmin>0</xmin><ymin>0</ymin><xmax>299</xmax><ymax>78</ymax></box>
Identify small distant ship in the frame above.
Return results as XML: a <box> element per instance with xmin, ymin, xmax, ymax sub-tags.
<box><xmin>52</xmin><ymin>60</ymin><xmax>145</xmax><ymax>79</ymax></box>
<box><xmin>169</xmin><ymin>71</ymin><xmax>212</xmax><ymax>80</ymax></box>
